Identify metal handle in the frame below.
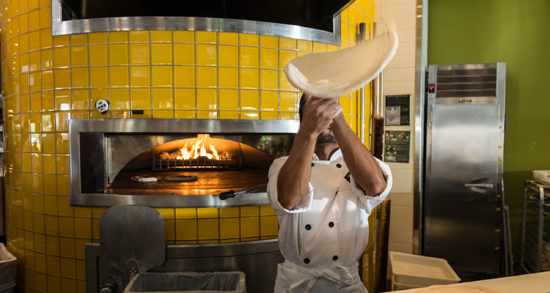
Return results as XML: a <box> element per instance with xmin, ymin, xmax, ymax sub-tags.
<box><xmin>465</xmin><ymin>183</ymin><xmax>494</xmax><ymax>188</ymax></box>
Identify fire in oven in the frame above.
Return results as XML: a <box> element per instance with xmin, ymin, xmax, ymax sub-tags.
<box><xmin>70</xmin><ymin>119</ymin><xmax>298</xmax><ymax>208</ymax></box>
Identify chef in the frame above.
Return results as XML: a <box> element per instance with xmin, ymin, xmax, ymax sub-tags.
<box><xmin>267</xmin><ymin>94</ymin><xmax>393</xmax><ymax>293</ymax></box>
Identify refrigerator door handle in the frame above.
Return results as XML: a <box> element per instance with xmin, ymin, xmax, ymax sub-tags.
<box><xmin>465</xmin><ymin>183</ymin><xmax>494</xmax><ymax>188</ymax></box>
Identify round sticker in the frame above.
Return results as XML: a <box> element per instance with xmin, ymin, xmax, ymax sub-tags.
<box><xmin>95</xmin><ymin>100</ymin><xmax>110</xmax><ymax>114</ymax></box>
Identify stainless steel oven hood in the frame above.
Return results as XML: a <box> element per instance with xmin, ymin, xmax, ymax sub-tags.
<box><xmin>69</xmin><ymin>119</ymin><xmax>299</xmax><ymax>208</ymax></box>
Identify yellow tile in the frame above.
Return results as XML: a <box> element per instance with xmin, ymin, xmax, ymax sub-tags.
<box><xmin>70</xmin><ymin>46</ymin><xmax>88</xmax><ymax>68</ymax></box>
<box><xmin>59</xmin><ymin>175</ymin><xmax>71</xmax><ymax>196</ymax></box>
<box><xmin>341</xmin><ymin>7</ymin><xmax>349</xmax><ymax>23</ymax></box>
<box><xmin>71</xmin><ymin>68</ymin><xmax>89</xmax><ymax>88</ymax></box>
<box><xmin>241</xmin><ymin>206</ymin><xmax>259</xmax><ymax>217</ymax></box>
<box><xmin>260</xmin><ymin>205</ymin><xmax>276</xmax><ymax>216</ymax></box>
<box><xmin>165</xmin><ymin>219</ymin><xmax>175</xmax><ymax>241</ymax></box>
<box><xmin>89</xmin><ymin>32</ymin><xmax>107</xmax><ymax>44</ymax></box>
<box><xmin>349</xmin><ymin>25</ymin><xmax>356</xmax><ymax>42</ymax></box>
<box><xmin>89</xmin><ymin>67</ymin><xmax>108</xmax><ymax>88</ymax></box>
<box><xmin>174</xmin><ymin>31</ymin><xmax>195</xmax><ymax>43</ymax></box>
<box><xmin>152</xmin><ymin>66</ymin><xmax>173</xmax><ymax>87</ymax></box>
<box><xmin>130</xmin><ymin>89</ymin><xmax>151</xmax><ymax>109</ymax></box>
<box><xmin>29</xmin><ymin>72</ymin><xmax>41</xmax><ymax>92</ymax></box>
<box><xmin>70</xmin><ymin>34</ymin><xmax>88</xmax><ymax>45</ymax></box>
<box><xmin>241</xmin><ymin>69</ymin><xmax>259</xmax><ymax>89</ymax></box>
<box><xmin>56</xmin><ymin>133</ymin><xmax>69</xmax><ymax>153</ymax></box>
<box><xmin>30</xmin><ymin>31</ymin><xmax>41</xmax><ymax>51</ymax></box>
<box><xmin>91</xmin><ymin>89</ymin><xmax>109</xmax><ymax>111</ymax></box>
<box><xmin>210</xmin><ymin>32</ymin><xmax>234</xmax><ymax>46</ymax></box>
<box><xmin>241</xmin><ymin>111</ymin><xmax>259</xmax><ymax>120</ymax></box>
<box><xmin>261</xmin><ymin>216</ymin><xmax>278</xmax><ymax>236</ymax></box>
<box><xmin>219</xmin><ymin>46</ymin><xmax>238</xmax><ymax>67</ymax></box>
<box><xmin>20</xmin><ymin>14</ymin><xmax>29</xmax><ymax>34</ymax></box>
<box><xmin>174</xmin><ymin>89</ymin><xmax>195</xmax><ymax>110</ymax></box>
<box><xmin>130</xmin><ymin>44</ymin><xmax>150</xmax><ymax>65</ymax></box>
<box><xmin>341</xmin><ymin>23</ymin><xmax>349</xmax><ymax>43</ymax></box>
<box><xmin>279</xmin><ymin>38</ymin><xmax>296</xmax><ymax>50</ymax></box>
<box><xmin>195</xmin><ymin>44</ymin><xmax>217</xmax><ymax>66</ymax></box>
<box><xmin>240</xmin><ymin>33</ymin><xmax>259</xmax><ymax>46</ymax></box>
<box><xmin>197</xmin><ymin>111</ymin><xmax>217</xmax><ymax>119</ymax></box>
<box><xmin>219</xmin><ymin>68</ymin><xmax>238</xmax><ymax>89</ymax></box>
<box><xmin>313</xmin><ymin>42</ymin><xmax>327</xmax><ymax>53</ymax></box>
<box><xmin>53</xmin><ymin>47</ymin><xmax>70</xmax><ymax>68</ymax></box>
<box><xmin>54</xmin><ymin>90</ymin><xmax>70</xmax><ymax>111</ymax></box>
<box><xmin>110</xmin><ymin>67</ymin><xmax>129</xmax><ymax>87</ymax></box>
<box><xmin>41</xmin><ymin>91</ymin><xmax>54</xmax><ymax>112</ymax></box>
<box><xmin>109</xmin><ymin>31</ymin><xmax>128</xmax><ymax>43</ymax></box>
<box><xmin>109</xmin><ymin>44</ymin><xmax>129</xmax><ymax>66</ymax></box>
<box><xmin>56</xmin><ymin>153</ymin><xmax>70</xmax><ymax>175</ymax></box>
<box><xmin>260</xmin><ymin>70</ymin><xmax>278</xmax><ymax>90</ymax></box>
<box><xmin>41</xmin><ymin>70</ymin><xmax>54</xmax><ymax>91</ymax></box>
<box><xmin>151</xmin><ymin>30</ymin><xmax>172</xmax><ymax>42</ymax></box>
<box><xmin>44</xmin><ymin>215</ymin><xmax>59</xmax><ymax>235</ymax></box>
<box><xmin>280</xmin><ymin>92</ymin><xmax>297</xmax><ymax>112</ymax></box>
<box><xmin>74</xmin><ymin>218</ymin><xmax>92</xmax><ymax>239</ymax></box>
<box><xmin>198</xmin><ymin>219</ymin><xmax>219</xmax><ymax>240</ymax></box>
<box><xmin>240</xmin><ymin>47</ymin><xmax>259</xmax><ymax>68</ymax></box>
<box><xmin>30</xmin><ymin>51</ymin><xmax>40</xmax><ymax>71</ymax></box>
<box><xmin>20</xmin><ymin>33</ymin><xmax>30</xmax><ymax>53</ymax></box>
<box><xmin>75</xmin><ymin>239</ymin><xmax>89</xmax><ymax>259</ymax></box>
<box><xmin>130</xmin><ymin>66</ymin><xmax>151</xmax><ymax>87</ymax></box>
<box><xmin>61</xmin><ymin>277</ymin><xmax>77</xmax><ymax>292</ymax></box>
<box><xmin>175</xmin><ymin>111</ymin><xmax>196</xmax><ymax>119</ymax></box>
<box><xmin>260</xmin><ymin>48</ymin><xmax>278</xmax><ymax>69</ymax></box>
<box><xmin>217</xmin><ymin>89</ymin><xmax>238</xmax><ymax>111</ymax></box>
<box><xmin>152</xmin><ymin>44</ymin><xmax>173</xmax><ymax>65</ymax></box>
<box><xmin>279</xmin><ymin>50</ymin><xmax>297</xmax><ymax>70</ymax></box>
<box><xmin>40</xmin><ymin>49</ymin><xmax>53</xmax><ymax>69</ymax></box>
<box><xmin>174</xmin><ymin>44</ymin><xmax>194</xmax><ymax>65</ymax></box>
<box><xmin>196</xmin><ymin>89</ymin><xmax>218</xmax><ymax>110</ymax></box>
<box><xmin>110</xmin><ymin>89</ymin><xmax>130</xmax><ymax>110</ymax></box>
<box><xmin>55</xmin><ymin>112</ymin><xmax>70</xmax><ymax>132</ymax></box>
<box><xmin>280</xmin><ymin>74</ymin><xmax>296</xmax><ymax>91</ymax></box>
<box><xmin>152</xmin><ymin>89</ymin><xmax>173</xmax><ymax>109</ymax></box>
<box><xmin>196</xmin><ymin>31</ymin><xmax>217</xmax><ymax>44</ymax></box>
<box><xmin>46</xmin><ymin>236</ymin><xmax>60</xmax><ymax>256</ymax></box>
<box><xmin>176</xmin><ymin>219</ymin><xmax>197</xmax><ymax>240</ymax></box>
<box><xmin>260</xmin><ymin>35</ymin><xmax>278</xmax><ymax>48</ymax></box>
<box><xmin>241</xmin><ymin>90</ymin><xmax>259</xmax><ymax>111</ymax></box>
<box><xmin>72</xmin><ymin>111</ymin><xmax>90</xmax><ymax>120</ymax></box>
<box><xmin>59</xmin><ymin>217</ymin><xmax>74</xmax><ymax>237</ymax></box>
<box><xmin>240</xmin><ymin>217</ymin><xmax>259</xmax><ymax>238</ymax></box>
<box><xmin>111</xmin><ymin>111</ymin><xmax>130</xmax><ymax>118</ymax></box>
<box><xmin>175</xmin><ymin>208</ymin><xmax>197</xmax><ymax>219</ymax></box>
<box><xmin>197</xmin><ymin>208</ymin><xmax>218</xmax><ymax>218</ymax></box>
<box><xmin>29</xmin><ymin>10</ymin><xmax>40</xmax><ymax>31</ymax></box>
<box><xmin>54</xmin><ymin>68</ymin><xmax>71</xmax><ymax>89</ymax></box>
<box><xmin>39</xmin><ymin>7</ymin><xmax>50</xmax><ymax>28</ymax></box>
<box><xmin>174</xmin><ymin>66</ymin><xmax>195</xmax><ymax>88</ymax></box>
<box><xmin>261</xmin><ymin>91</ymin><xmax>278</xmax><ymax>111</ymax></box>
<box><xmin>196</xmin><ymin>67</ymin><xmax>217</xmax><ymax>88</ymax></box>
<box><xmin>220</xmin><ymin>218</ymin><xmax>239</xmax><ymax>239</ymax></box>
<box><xmin>280</xmin><ymin>112</ymin><xmax>296</xmax><ymax>120</ymax></box>
<box><xmin>129</xmin><ymin>31</ymin><xmax>150</xmax><ymax>43</ymax></box>
<box><xmin>89</xmin><ymin>45</ymin><xmax>108</xmax><ymax>66</ymax></box>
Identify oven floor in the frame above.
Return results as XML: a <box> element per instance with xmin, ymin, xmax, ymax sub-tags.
<box><xmin>107</xmin><ymin>169</ymin><xmax>268</xmax><ymax>195</ymax></box>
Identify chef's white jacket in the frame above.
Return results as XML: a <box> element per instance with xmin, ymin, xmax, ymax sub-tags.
<box><xmin>267</xmin><ymin>149</ymin><xmax>392</xmax><ymax>292</ymax></box>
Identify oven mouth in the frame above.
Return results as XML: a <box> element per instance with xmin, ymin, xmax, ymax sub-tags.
<box><xmin>70</xmin><ymin>119</ymin><xmax>299</xmax><ymax>207</ymax></box>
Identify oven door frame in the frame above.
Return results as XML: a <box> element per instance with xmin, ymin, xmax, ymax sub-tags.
<box><xmin>69</xmin><ymin>119</ymin><xmax>299</xmax><ymax>208</ymax></box>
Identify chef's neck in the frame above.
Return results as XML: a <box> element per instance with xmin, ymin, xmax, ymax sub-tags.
<box><xmin>314</xmin><ymin>143</ymin><xmax>340</xmax><ymax>161</ymax></box>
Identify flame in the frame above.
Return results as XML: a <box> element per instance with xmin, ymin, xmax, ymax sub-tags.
<box><xmin>175</xmin><ymin>134</ymin><xmax>220</xmax><ymax>160</ymax></box>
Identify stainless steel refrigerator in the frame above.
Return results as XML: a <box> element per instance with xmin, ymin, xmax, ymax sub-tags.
<box><xmin>423</xmin><ymin>63</ymin><xmax>506</xmax><ymax>276</ymax></box>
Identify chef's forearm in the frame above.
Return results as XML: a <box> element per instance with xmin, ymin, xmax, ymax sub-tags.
<box><xmin>331</xmin><ymin>115</ymin><xmax>386</xmax><ymax>196</ymax></box>
<box><xmin>277</xmin><ymin>130</ymin><xmax>317</xmax><ymax>209</ymax></box>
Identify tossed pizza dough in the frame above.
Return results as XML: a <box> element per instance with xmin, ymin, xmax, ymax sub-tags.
<box><xmin>130</xmin><ymin>176</ymin><xmax>161</xmax><ymax>183</ymax></box>
<box><xmin>415</xmin><ymin>285</ymin><xmax>503</xmax><ymax>293</ymax></box>
<box><xmin>284</xmin><ymin>31</ymin><xmax>398</xmax><ymax>99</ymax></box>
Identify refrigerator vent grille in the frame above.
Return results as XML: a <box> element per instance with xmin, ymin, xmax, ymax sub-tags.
<box><xmin>436</xmin><ymin>68</ymin><xmax>497</xmax><ymax>98</ymax></box>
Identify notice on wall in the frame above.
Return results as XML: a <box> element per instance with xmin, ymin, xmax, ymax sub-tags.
<box><xmin>385</xmin><ymin>95</ymin><xmax>410</xmax><ymax>126</ymax></box>
<box><xmin>384</xmin><ymin>131</ymin><xmax>410</xmax><ymax>163</ymax></box>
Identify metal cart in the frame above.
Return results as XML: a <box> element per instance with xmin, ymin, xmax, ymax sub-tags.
<box><xmin>521</xmin><ymin>179</ymin><xmax>550</xmax><ymax>273</ymax></box>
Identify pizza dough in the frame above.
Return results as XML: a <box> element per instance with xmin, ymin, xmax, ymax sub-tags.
<box><xmin>130</xmin><ymin>176</ymin><xmax>161</xmax><ymax>183</ymax></box>
<box><xmin>415</xmin><ymin>285</ymin><xmax>503</xmax><ymax>293</ymax></box>
<box><xmin>284</xmin><ymin>31</ymin><xmax>398</xmax><ymax>99</ymax></box>
<box><xmin>165</xmin><ymin>175</ymin><xmax>198</xmax><ymax>182</ymax></box>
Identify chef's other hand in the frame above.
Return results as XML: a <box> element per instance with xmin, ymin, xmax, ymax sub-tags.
<box><xmin>301</xmin><ymin>94</ymin><xmax>340</xmax><ymax>135</ymax></box>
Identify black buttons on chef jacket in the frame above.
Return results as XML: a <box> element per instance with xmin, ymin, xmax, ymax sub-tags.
<box><xmin>304</xmin><ymin>258</ymin><xmax>310</xmax><ymax>264</ymax></box>
<box><xmin>305</xmin><ymin>224</ymin><xmax>311</xmax><ymax>230</ymax></box>
<box><xmin>311</xmin><ymin>163</ymin><xmax>315</xmax><ymax>167</ymax></box>
<box><xmin>336</xmin><ymin>163</ymin><xmax>342</xmax><ymax>168</ymax></box>
<box><xmin>333</xmin><ymin>255</ymin><xmax>339</xmax><ymax>261</ymax></box>
<box><xmin>328</xmin><ymin>222</ymin><xmax>334</xmax><ymax>228</ymax></box>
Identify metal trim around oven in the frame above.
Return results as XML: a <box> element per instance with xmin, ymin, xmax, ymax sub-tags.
<box><xmin>69</xmin><ymin>119</ymin><xmax>300</xmax><ymax>208</ymax></box>
<box><xmin>51</xmin><ymin>0</ymin><xmax>342</xmax><ymax>46</ymax></box>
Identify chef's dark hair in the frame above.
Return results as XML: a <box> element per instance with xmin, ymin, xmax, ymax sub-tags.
<box><xmin>299</xmin><ymin>93</ymin><xmax>306</xmax><ymax>122</ymax></box>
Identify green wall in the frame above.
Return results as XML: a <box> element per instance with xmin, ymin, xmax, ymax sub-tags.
<box><xmin>428</xmin><ymin>0</ymin><xmax>550</xmax><ymax>263</ymax></box>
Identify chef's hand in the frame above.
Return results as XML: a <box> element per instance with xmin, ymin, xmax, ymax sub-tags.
<box><xmin>300</xmin><ymin>94</ymin><xmax>340</xmax><ymax>135</ymax></box>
